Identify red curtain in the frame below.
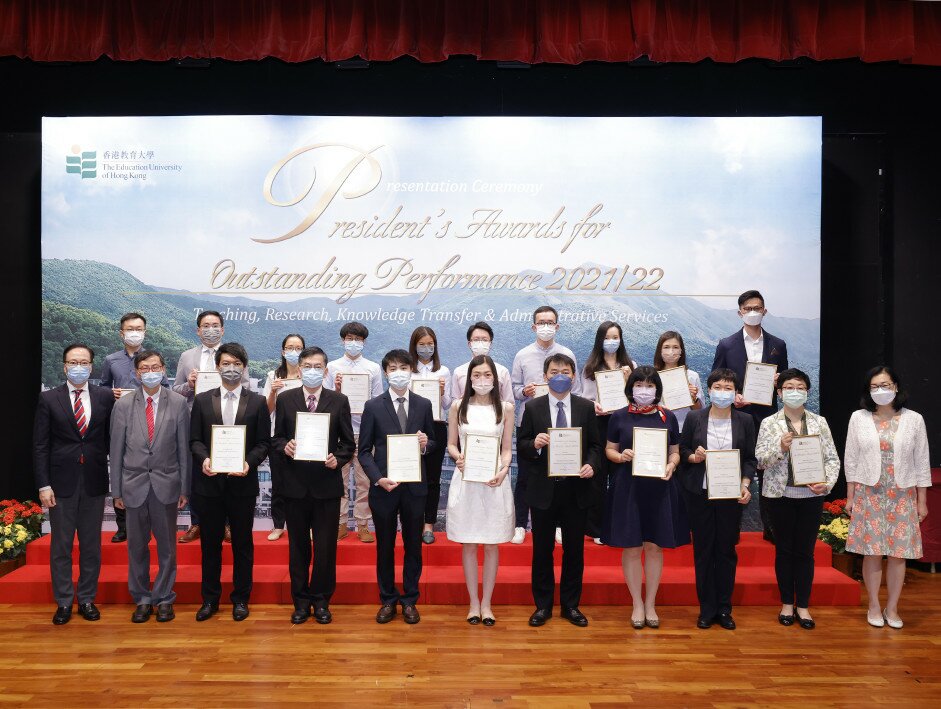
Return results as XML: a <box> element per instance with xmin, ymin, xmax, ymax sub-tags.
<box><xmin>2</xmin><ymin>0</ymin><xmax>940</xmax><ymax>65</ymax></box>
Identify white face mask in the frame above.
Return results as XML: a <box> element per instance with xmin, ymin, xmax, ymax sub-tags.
<box><xmin>742</xmin><ymin>311</ymin><xmax>764</xmax><ymax>327</ymax></box>
<box><xmin>470</xmin><ymin>341</ymin><xmax>491</xmax><ymax>356</ymax></box>
<box><xmin>871</xmin><ymin>387</ymin><xmax>896</xmax><ymax>406</ymax></box>
<box><xmin>536</xmin><ymin>324</ymin><xmax>556</xmax><ymax>342</ymax></box>
<box><xmin>472</xmin><ymin>383</ymin><xmax>494</xmax><ymax>395</ymax></box>
<box><xmin>123</xmin><ymin>331</ymin><xmax>145</xmax><ymax>347</ymax></box>
<box><xmin>661</xmin><ymin>349</ymin><xmax>681</xmax><ymax>364</ymax></box>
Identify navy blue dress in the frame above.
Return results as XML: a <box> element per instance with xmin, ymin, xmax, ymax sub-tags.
<box><xmin>602</xmin><ymin>407</ymin><xmax>691</xmax><ymax>549</ymax></box>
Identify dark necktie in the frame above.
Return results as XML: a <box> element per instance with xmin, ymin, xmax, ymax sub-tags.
<box><xmin>307</xmin><ymin>394</ymin><xmax>317</xmax><ymax>413</ymax></box>
<box><xmin>556</xmin><ymin>400</ymin><xmax>567</xmax><ymax>428</ymax></box>
<box><xmin>396</xmin><ymin>396</ymin><xmax>408</xmax><ymax>433</ymax></box>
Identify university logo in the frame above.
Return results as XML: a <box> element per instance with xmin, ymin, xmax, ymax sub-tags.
<box><xmin>65</xmin><ymin>145</ymin><xmax>96</xmax><ymax>179</ymax></box>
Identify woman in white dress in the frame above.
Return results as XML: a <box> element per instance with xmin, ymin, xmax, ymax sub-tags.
<box><xmin>446</xmin><ymin>355</ymin><xmax>514</xmax><ymax>626</ymax></box>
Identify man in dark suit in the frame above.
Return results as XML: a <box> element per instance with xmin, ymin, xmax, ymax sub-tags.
<box><xmin>358</xmin><ymin>349</ymin><xmax>436</xmax><ymax>625</ymax></box>
<box><xmin>273</xmin><ymin>346</ymin><xmax>355</xmax><ymax>625</ymax></box>
<box><xmin>517</xmin><ymin>353</ymin><xmax>602</xmax><ymax>628</ymax></box>
<box><xmin>711</xmin><ymin>289</ymin><xmax>788</xmax><ymax>541</ymax></box>
<box><xmin>189</xmin><ymin>342</ymin><xmax>270</xmax><ymax>622</ymax></box>
<box><xmin>33</xmin><ymin>343</ymin><xmax>116</xmax><ymax>625</ymax></box>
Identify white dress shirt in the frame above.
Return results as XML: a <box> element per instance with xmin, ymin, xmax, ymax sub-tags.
<box><xmin>451</xmin><ymin>360</ymin><xmax>513</xmax><ymax>405</ymax></box>
<box><xmin>743</xmin><ymin>328</ymin><xmax>764</xmax><ymax>363</ymax></box>
<box><xmin>324</xmin><ymin>354</ymin><xmax>384</xmax><ymax>435</ymax></box>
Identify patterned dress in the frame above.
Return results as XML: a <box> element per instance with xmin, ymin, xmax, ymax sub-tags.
<box><xmin>846</xmin><ymin>418</ymin><xmax>922</xmax><ymax>559</ymax></box>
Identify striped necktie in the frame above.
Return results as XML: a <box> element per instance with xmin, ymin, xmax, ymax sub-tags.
<box><xmin>73</xmin><ymin>390</ymin><xmax>88</xmax><ymax>437</ymax></box>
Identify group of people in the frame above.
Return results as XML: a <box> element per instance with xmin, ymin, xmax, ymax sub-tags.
<box><xmin>33</xmin><ymin>290</ymin><xmax>931</xmax><ymax>631</ymax></box>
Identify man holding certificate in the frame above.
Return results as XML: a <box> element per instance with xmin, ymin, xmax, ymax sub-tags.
<box><xmin>273</xmin><ymin>346</ymin><xmax>355</xmax><ymax>625</ymax></box>
<box><xmin>358</xmin><ymin>349</ymin><xmax>436</xmax><ymax>625</ymax></box>
<box><xmin>678</xmin><ymin>368</ymin><xmax>757</xmax><ymax>630</ymax></box>
<box><xmin>189</xmin><ymin>343</ymin><xmax>271</xmax><ymax>623</ymax></box>
<box><xmin>517</xmin><ymin>353</ymin><xmax>601</xmax><ymax>628</ymax></box>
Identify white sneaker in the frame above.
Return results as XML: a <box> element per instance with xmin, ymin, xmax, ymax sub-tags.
<box><xmin>555</xmin><ymin>528</ymin><xmax>563</xmax><ymax>544</ymax></box>
<box><xmin>267</xmin><ymin>528</ymin><xmax>285</xmax><ymax>541</ymax></box>
<box><xmin>592</xmin><ymin>537</ymin><xmax>604</xmax><ymax>545</ymax></box>
<box><xmin>511</xmin><ymin>527</ymin><xmax>526</xmax><ymax>544</ymax></box>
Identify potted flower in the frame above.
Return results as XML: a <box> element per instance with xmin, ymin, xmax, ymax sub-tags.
<box><xmin>818</xmin><ymin>498</ymin><xmax>859</xmax><ymax>579</ymax></box>
<box><xmin>0</xmin><ymin>499</ymin><xmax>45</xmax><ymax>577</ymax></box>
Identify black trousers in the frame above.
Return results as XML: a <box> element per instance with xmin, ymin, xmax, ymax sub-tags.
<box><xmin>285</xmin><ymin>495</ymin><xmax>341</xmax><ymax>610</ymax></box>
<box><xmin>369</xmin><ymin>485</ymin><xmax>425</xmax><ymax>606</ymax></box>
<box><xmin>268</xmin><ymin>451</ymin><xmax>287</xmax><ymax>529</ymax></box>
<box><xmin>514</xmin><ymin>426</ymin><xmax>531</xmax><ymax>528</ymax></box>
<box><xmin>192</xmin><ymin>492</ymin><xmax>255</xmax><ymax>604</ymax></box>
<box><xmin>766</xmin><ymin>495</ymin><xmax>824</xmax><ymax>607</ymax></box>
<box><xmin>684</xmin><ymin>490</ymin><xmax>742</xmax><ymax>619</ymax></box>
<box><xmin>114</xmin><ymin>504</ymin><xmax>127</xmax><ymax>533</ymax></box>
<box><xmin>586</xmin><ymin>414</ymin><xmax>611</xmax><ymax>538</ymax></box>
<box><xmin>423</xmin><ymin>421</ymin><xmax>448</xmax><ymax>525</ymax></box>
<box><xmin>531</xmin><ymin>479</ymin><xmax>589</xmax><ymax>611</ymax></box>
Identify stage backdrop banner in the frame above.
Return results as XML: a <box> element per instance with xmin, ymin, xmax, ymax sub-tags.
<box><xmin>41</xmin><ymin>116</ymin><xmax>821</xmax><ymax>529</ymax></box>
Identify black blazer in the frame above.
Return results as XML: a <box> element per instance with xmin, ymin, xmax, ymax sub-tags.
<box><xmin>711</xmin><ymin>328</ymin><xmax>788</xmax><ymax>421</ymax></box>
<box><xmin>272</xmin><ymin>386</ymin><xmax>355</xmax><ymax>500</ymax></box>
<box><xmin>517</xmin><ymin>394</ymin><xmax>603</xmax><ymax>511</ymax></box>
<box><xmin>33</xmin><ymin>383</ymin><xmax>115</xmax><ymax>497</ymax></box>
<box><xmin>678</xmin><ymin>406</ymin><xmax>757</xmax><ymax>497</ymax></box>
<box><xmin>190</xmin><ymin>386</ymin><xmax>271</xmax><ymax>498</ymax></box>
<box><xmin>358</xmin><ymin>390</ymin><xmax>436</xmax><ymax>495</ymax></box>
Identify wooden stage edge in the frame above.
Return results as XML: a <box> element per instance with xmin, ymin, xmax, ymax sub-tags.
<box><xmin>3</xmin><ymin>569</ymin><xmax>939</xmax><ymax>708</ymax></box>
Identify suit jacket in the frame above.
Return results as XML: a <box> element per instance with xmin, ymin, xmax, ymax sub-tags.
<box><xmin>172</xmin><ymin>344</ymin><xmax>249</xmax><ymax>401</ymax></box>
<box><xmin>272</xmin><ymin>386</ymin><xmax>356</xmax><ymax>499</ymax></box>
<box><xmin>516</xmin><ymin>394</ymin><xmax>603</xmax><ymax>511</ymax></box>
<box><xmin>109</xmin><ymin>387</ymin><xmax>191</xmax><ymax>507</ymax></box>
<box><xmin>677</xmin><ymin>406</ymin><xmax>757</xmax><ymax>497</ymax></box>
<box><xmin>189</xmin><ymin>386</ymin><xmax>271</xmax><ymax>497</ymax></box>
<box><xmin>358</xmin><ymin>390</ymin><xmax>436</xmax><ymax>495</ymax></box>
<box><xmin>33</xmin><ymin>383</ymin><xmax>115</xmax><ymax>497</ymax></box>
<box><xmin>711</xmin><ymin>328</ymin><xmax>788</xmax><ymax>420</ymax></box>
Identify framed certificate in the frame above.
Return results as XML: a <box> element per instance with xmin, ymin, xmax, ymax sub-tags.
<box><xmin>461</xmin><ymin>434</ymin><xmax>500</xmax><ymax>483</ymax></box>
<box><xmin>790</xmin><ymin>434</ymin><xmax>827</xmax><ymax>485</ymax></box>
<box><xmin>632</xmin><ymin>426</ymin><xmax>668</xmax><ymax>478</ymax></box>
<box><xmin>659</xmin><ymin>366</ymin><xmax>694</xmax><ymax>411</ymax></box>
<box><xmin>533</xmin><ymin>383</ymin><xmax>550</xmax><ymax>399</ymax></box>
<box><xmin>386</xmin><ymin>433</ymin><xmax>422</xmax><ymax>483</ymax></box>
<box><xmin>294</xmin><ymin>412</ymin><xmax>331</xmax><ymax>462</ymax></box>
<box><xmin>410</xmin><ymin>377</ymin><xmax>443</xmax><ymax>421</ymax></box>
<box><xmin>705</xmin><ymin>449</ymin><xmax>742</xmax><ymax>500</ymax></box>
<box><xmin>209</xmin><ymin>424</ymin><xmax>246</xmax><ymax>474</ymax></box>
<box><xmin>595</xmin><ymin>369</ymin><xmax>628</xmax><ymax>413</ymax></box>
<box><xmin>548</xmin><ymin>427</ymin><xmax>582</xmax><ymax>477</ymax></box>
<box><xmin>341</xmin><ymin>372</ymin><xmax>370</xmax><ymax>414</ymax></box>
<box><xmin>742</xmin><ymin>362</ymin><xmax>777</xmax><ymax>406</ymax></box>
<box><xmin>278</xmin><ymin>378</ymin><xmax>303</xmax><ymax>394</ymax></box>
<box><xmin>195</xmin><ymin>370</ymin><xmax>222</xmax><ymax>395</ymax></box>
<box><xmin>117</xmin><ymin>388</ymin><xmax>135</xmax><ymax>398</ymax></box>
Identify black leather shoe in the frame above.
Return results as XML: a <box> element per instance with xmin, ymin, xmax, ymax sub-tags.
<box><xmin>232</xmin><ymin>603</ymin><xmax>250</xmax><ymax>621</ymax></box>
<box><xmin>716</xmin><ymin>614</ymin><xmax>736</xmax><ymax>630</ymax></box>
<box><xmin>195</xmin><ymin>602</ymin><xmax>219</xmax><ymax>622</ymax></box>
<box><xmin>561</xmin><ymin>607</ymin><xmax>589</xmax><ymax>627</ymax></box>
<box><xmin>78</xmin><ymin>603</ymin><xmax>101</xmax><ymax>621</ymax></box>
<box><xmin>291</xmin><ymin>606</ymin><xmax>311</xmax><ymax>625</ymax></box>
<box><xmin>52</xmin><ymin>606</ymin><xmax>72</xmax><ymax>625</ymax></box>
<box><xmin>778</xmin><ymin>614</ymin><xmax>795</xmax><ymax>627</ymax></box>
<box><xmin>696</xmin><ymin>616</ymin><xmax>713</xmax><ymax>629</ymax></box>
<box><xmin>797</xmin><ymin>614</ymin><xmax>816</xmax><ymax>630</ymax></box>
<box><xmin>111</xmin><ymin>530</ymin><xmax>127</xmax><ymax>543</ymax></box>
<box><xmin>131</xmin><ymin>604</ymin><xmax>153</xmax><ymax>623</ymax></box>
<box><xmin>314</xmin><ymin>607</ymin><xmax>332</xmax><ymax>625</ymax></box>
<box><xmin>156</xmin><ymin>603</ymin><xmax>175</xmax><ymax>622</ymax></box>
<box><xmin>376</xmin><ymin>603</ymin><xmax>396</xmax><ymax>624</ymax></box>
<box><xmin>402</xmin><ymin>604</ymin><xmax>420</xmax><ymax>624</ymax></box>
<box><xmin>529</xmin><ymin>608</ymin><xmax>551</xmax><ymax>627</ymax></box>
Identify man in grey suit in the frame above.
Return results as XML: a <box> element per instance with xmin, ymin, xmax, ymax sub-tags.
<box><xmin>110</xmin><ymin>350</ymin><xmax>191</xmax><ymax>623</ymax></box>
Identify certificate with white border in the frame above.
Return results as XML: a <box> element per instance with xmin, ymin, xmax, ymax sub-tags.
<box><xmin>210</xmin><ymin>424</ymin><xmax>246</xmax><ymax>474</ymax></box>
<box><xmin>548</xmin><ymin>427</ymin><xmax>582</xmax><ymax>477</ymax></box>
<box><xmin>595</xmin><ymin>369</ymin><xmax>628</xmax><ymax>413</ymax></box>
<box><xmin>410</xmin><ymin>377</ymin><xmax>443</xmax><ymax>421</ymax></box>
<box><xmin>706</xmin><ymin>449</ymin><xmax>742</xmax><ymax>500</ymax></box>
<box><xmin>462</xmin><ymin>434</ymin><xmax>500</xmax><ymax>483</ymax></box>
<box><xmin>632</xmin><ymin>426</ymin><xmax>668</xmax><ymax>478</ymax></box>
<box><xmin>742</xmin><ymin>362</ymin><xmax>777</xmax><ymax>406</ymax></box>
<box><xmin>790</xmin><ymin>434</ymin><xmax>827</xmax><ymax>486</ymax></box>
<box><xmin>386</xmin><ymin>433</ymin><xmax>422</xmax><ymax>483</ymax></box>
<box><xmin>294</xmin><ymin>412</ymin><xmax>330</xmax><ymax>462</ymax></box>
<box><xmin>659</xmin><ymin>366</ymin><xmax>694</xmax><ymax>411</ymax></box>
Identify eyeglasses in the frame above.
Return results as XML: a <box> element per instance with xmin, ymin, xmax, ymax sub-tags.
<box><xmin>869</xmin><ymin>384</ymin><xmax>894</xmax><ymax>391</ymax></box>
<box><xmin>137</xmin><ymin>365</ymin><xmax>164</xmax><ymax>373</ymax></box>
<box><xmin>741</xmin><ymin>306</ymin><xmax>764</xmax><ymax>313</ymax></box>
<box><xmin>781</xmin><ymin>385</ymin><xmax>807</xmax><ymax>391</ymax></box>
<box><xmin>66</xmin><ymin>360</ymin><xmax>92</xmax><ymax>367</ymax></box>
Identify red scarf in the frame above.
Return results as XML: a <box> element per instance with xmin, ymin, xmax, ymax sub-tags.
<box><xmin>627</xmin><ymin>403</ymin><xmax>668</xmax><ymax>423</ymax></box>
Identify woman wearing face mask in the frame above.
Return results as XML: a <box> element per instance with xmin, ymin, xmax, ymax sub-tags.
<box><xmin>844</xmin><ymin>366</ymin><xmax>930</xmax><ymax>629</ymax></box>
<box><xmin>445</xmin><ymin>356</ymin><xmax>515</xmax><ymax>625</ymax></box>
<box><xmin>755</xmin><ymin>368</ymin><xmax>840</xmax><ymax>630</ymax></box>
<box><xmin>603</xmin><ymin>366</ymin><xmax>688</xmax><ymax>629</ymax></box>
<box><xmin>653</xmin><ymin>331</ymin><xmax>704</xmax><ymax>432</ymax></box>
<box><xmin>678</xmin><ymin>369</ymin><xmax>756</xmax><ymax>630</ymax></box>
<box><xmin>409</xmin><ymin>327</ymin><xmax>452</xmax><ymax>545</ymax></box>
<box><xmin>261</xmin><ymin>334</ymin><xmax>305</xmax><ymax>541</ymax></box>
<box><xmin>581</xmin><ymin>321</ymin><xmax>635</xmax><ymax>544</ymax></box>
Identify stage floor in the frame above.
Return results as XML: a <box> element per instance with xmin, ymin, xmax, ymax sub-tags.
<box><xmin>2</xmin><ymin>569</ymin><xmax>938</xmax><ymax>708</ymax></box>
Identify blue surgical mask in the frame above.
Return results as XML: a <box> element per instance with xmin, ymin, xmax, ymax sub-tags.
<box><xmin>632</xmin><ymin>387</ymin><xmax>656</xmax><ymax>406</ymax></box>
<box><xmin>602</xmin><ymin>338</ymin><xmax>620</xmax><ymax>354</ymax></box>
<box><xmin>220</xmin><ymin>366</ymin><xmax>243</xmax><ymax>383</ymax></box>
<box><xmin>66</xmin><ymin>365</ymin><xmax>91</xmax><ymax>386</ymax></box>
<box><xmin>344</xmin><ymin>340</ymin><xmax>364</xmax><ymax>357</ymax></box>
<box><xmin>416</xmin><ymin>345</ymin><xmax>435</xmax><ymax>361</ymax></box>
<box><xmin>387</xmin><ymin>370</ymin><xmax>411</xmax><ymax>390</ymax></box>
<box><xmin>547</xmin><ymin>374</ymin><xmax>573</xmax><ymax>394</ymax></box>
<box><xmin>284</xmin><ymin>350</ymin><xmax>300</xmax><ymax>366</ymax></box>
<box><xmin>782</xmin><ymin>390</ymin><xmax>808</xmax><ymax>408</ymax></box>
<box><xmin>302</xmin><ymin>367</ymin><xmax>324</xmax><ymax>389</ymax></box>
<box><xmin>140</xmin><ymin>371</ymin><xmax>163</xmax><ymax>388</ymax></box>
<box><xmin>710</xmin><ymin>389</ymin><xmax>735</xmax><ymax>409</ymax></box>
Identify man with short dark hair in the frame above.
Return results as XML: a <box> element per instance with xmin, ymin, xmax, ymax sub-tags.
<box><xmin>450</xmin><ymin>321</ymin><xmax>514</xmax><ymax>404</ymax></box>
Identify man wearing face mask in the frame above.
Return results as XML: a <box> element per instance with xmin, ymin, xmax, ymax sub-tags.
<box><xmin>33</xmin><ymin>344</ymin><xmax>116</xmax><ymax>625</ymax></box>
<box><xmin>324</xmin><ymin>321</ymin><xmax>384</xmax><ymax>543</ymax></box>
<box><xmin>189</xmin><ymin>343</ymin><xmax>271</xmax><ymax>622</ymax></box>
<box><xmin>451</xmin><ymin>322</ymin><xmax>514</xmax><ymax>404</ymax></box>
<box><xmin>510</xmin><ymin>306</ymin><xmax>582</xmax><ymax>545</ymax></box>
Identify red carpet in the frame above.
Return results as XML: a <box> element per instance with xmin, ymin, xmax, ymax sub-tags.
<box><xmin>0</xmin><ymin>532</ymin><xmax>860</xmax><ymax>605</ymax></box>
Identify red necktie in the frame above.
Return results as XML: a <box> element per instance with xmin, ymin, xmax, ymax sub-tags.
<box><xmin>73</xmin><ymin>390</ymin><xmax>88</xmax><ymax>437</ymax></box>
<box><xmin>146</xmin><ymin>396</ymin><xmax>155</xmax><ymax>443</ymax></box>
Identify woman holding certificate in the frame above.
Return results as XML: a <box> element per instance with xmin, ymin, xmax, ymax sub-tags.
<box><xmin>844</xmin><ymin>366</ymin><xmax>930</xmax><ymax>630</ymax></box>
<box><xmin>653</xmin><ymin>331</ymin><xmax>704</xmax><ymax>432</ymax></box>
<box><xmin>445</xmin><ymin>355</ymin><xmax>514</xmax><ymax>625</ymax></box>
<box><xmin>603</xmin><ymin>366</ymin><xmax>688</xmax><ymax>629</ymax></box>
<box><xmin>679</xmin><ymin>368</ymin><xmax>756</xmax><ymax>631</ymax></box>
<box><xmin>581</xmin><ymin>322</ymin><xmax>635</xmax><ymax>543</ymax></box>
<box><xmin>409</xmin><ymin>327</ymin><xmax>452</xmax><ymax>545</ymax></box>
<box><xmin>261</xmin><ymin>334</ymin><xmax>305</xmax><ymax>541</ymax></box>
<box><xmin>756</xmin><ymin>369</ymin><xmax>840</xmax><ymax>630</ymax></box>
